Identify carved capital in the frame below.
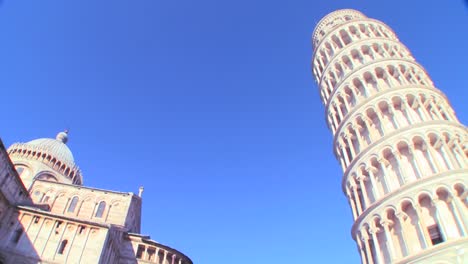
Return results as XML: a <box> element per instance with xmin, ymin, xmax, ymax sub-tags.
<box><xmin>380</xmin><ymin>219</ymin><xmax>393</xmax><ymax>228</ymax></box>
<box><xmin>343</xmin><ymin>132</ymin><xmax>352</xmax><ymax>140</ymax></box>
<box><xmin>431</xmin><ymin>197</ymin><xmax>444</xmax><ymax>206</ymax></box>
<box><xmin>425</xmin><ymin>97</ymin><xmax>434</xmax><ymax>105</ymax></box>
<box><xmin>420</xmin><ymin>143</ymin><xmax>428</xmax><ymax>151</ymax></box>
<box><xmin>400</xmin><ymin>98</ymin><xmax>408</xmax><ymax>107</ymax></box>
<box><xmin>362</xmin><ymin>116</ymin><xmax>371</xmax><ymax>124</ymax></box>
<box><xmin>392</xmin><ymin>149</ymin><xmax>402</xmax><ymax>159</ymax></box>
<box><xmin>395</xmin><ymin>211</ymin><xmax>408</xmax><ymax>222</ymax></box>
<box><xmin>445</xmin><ymin>195</ymin><xmax>453</xmax><ymax>203</ymax></box>
<box><xmin>369</xmin><ymin>226</ymin><xmax>380</xmax><ymax>235</ymax></box>
<box><xmin>446</xmin><ymin>138</ymin><xmax>457</xmax><ymax>148</ymax></box>
<box><xmin>375</xmin><ymin>109</ymin><xmax>384</xmax><ymax>118</ymax></box>
<box><xmin>378</xmin><ymin>157</ymin><xmax>390</xmax><ymax>167</ymax></box>
<box><xmin>366</xmin><ymin>165</ymin><xmax>378</xmax><ymax>174</ymax></box>
<box><xmin>356</xmin><ymin>124</ymin><xmax>364</xmax><ymax>132</ymax></box>
<box><xmin>360</xmin><ymin>230</ymin><xmax>370</xmax><ymax>241</ymax></box>
<box><xmin>338</xmin><ymin>137</ymin><xmax>346</xmax><ymax>146</ymax></box>
<box><xmin>433</xmin><ymin>139</ymin><xmax>443</xmax><ymax>150</ymax></box>
<box><xmin>356</xmin><ymin>174</ymin><xmax>367</xmax><ymax>182</ymax></box>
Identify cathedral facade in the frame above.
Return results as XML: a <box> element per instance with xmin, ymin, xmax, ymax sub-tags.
<box><xmin>312</xmin><ymin>9</ymin><xmax>468</xmax><ymax>264</ymax></box>
<box><xmin>0</xmin><ymin>131</ymin><xmax>192</xmax><ymax>264</ymax></box>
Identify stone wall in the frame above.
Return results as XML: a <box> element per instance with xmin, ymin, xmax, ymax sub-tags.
<box><xmin>29</xmin><ymin>180</ymin><xmax>142</xmax><ymax>233</ymax></box>
<box><xmin>0</xmin><ymin>139</ymin><xmax>30</xmax><ymax>206</ymax></box>
<box><xmin>0</xmin><ymin>208</ymin><xmax>109</xmax><ymax>263</ymax></box>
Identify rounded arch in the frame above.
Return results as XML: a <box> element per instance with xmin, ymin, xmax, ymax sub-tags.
<box><xmin>81</xmin><ymin>194</ymin><xmax>97</xmax><ymax>203</ymax></box>
<box><xmin>381</xmin><ymin>146</ymin><xmax>395</xmax><ymax>160</ymax></box>
<box><xmin>95</xmin><ymin>200</ymin><xmax>107</xmax><ymax>218</ymax></box>
<box><xmin>453</xmin><ymin>182</ymin><xmax>466</xmax><ymax>196</ymax></box>
<box><xmin>67</xmin><ymin>196</ymin><xmax>80</xmax><ymax>213</ymax></box>
<box><xmin>411</xmin><ymin>135</ymin><xmax>426</xmax><ymax>146</ymax></box>
<box><xmin>14</xmin><ymin>163</ymin><xmax>32</xmax><ymax>178</ymax></box>
<box><xmin>109</xmin><ymin>198</ymin><xmax>123</xmax><ymax>206</ymax></box>
<box><xmin>399</xmin><ymin>197</ymin><xmax>416</xmax><ymax>211</ymax></box>
<box><xmin>377</xmin><ymin>99</ymin><xmax>391</xmax><ymax>112</ymax></box>
<box><xmin>35</xmin><ymin>171</ymin><xmax>58</xmax><ymax>182</ymax></box>
<box><xmin>417</xmin><ymin>191</ymin><xmax>434</xmax><ymax>202</ymax></box>
<box><xmin>370</xmin><ymin>215</ymin><xmax>383</xmax><ymax>233</ymax></box>
<box><xmin>396</xmin><ymin>139</ymin><xmax>411</xmax><ymax>151</ymax></box>
<box><xmin>356</xmin><ymin>162</ymin><xmax>367</xmax><ymax>173</ymax></box>
<box><xmin>361</xmin><ymin>223</ymin><xmax>371</xmax><ymax>235</ymax></box>
<box><xmin>435</xmin><ymin>186</ymin><xmax>452</xmax><ymax>202</ymax></box>
<box><xmin>383</xmin><ymin>205</ymin><xmax>398</xmax><ymax>217</ymax></box>
<box><xmin>54</xmin><ymin>190</ymin><xmax>68</xmax><ymax>198</ymax></box>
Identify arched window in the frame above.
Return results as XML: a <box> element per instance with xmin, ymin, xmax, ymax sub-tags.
<box><xmin>15</xmin><ymin>165</ymin><xmax>29</xmax><ymax>178</ymax></box>
<box><xmin>67</xmin><ymin>196</ymin><xmax>79</xmax><ymax>213</ymax></box>
<box><xmin>58</xmin><ymin>239</ymin><xmax>68</xmax><ymax>254</ymax></box>
<box><xmin>11</xmin><ymin>229</ymin><xmax>23</xmax><ymax>244</ymax></box>
<box><xmin>95</xmin><ymin>201</ymin><xmax>106</xmax><ymax>218</ymax></box>
<box><xmin>36</xmin><ymin>173</ymin><xmax>58</xmax><ymax>182</ymax></box>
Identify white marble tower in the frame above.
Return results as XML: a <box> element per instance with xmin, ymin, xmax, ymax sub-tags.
<box><xmin>312</xmin><ymin>9</ymin><xmax>468</xmax><ymax>263</ymax></box>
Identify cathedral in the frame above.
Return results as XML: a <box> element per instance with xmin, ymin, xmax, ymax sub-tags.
<box><xmin>0</xmin><ymin>131</ymin><xmax>192</xmax><ymax>264</ymax></box>
<box><xmin>312</xmin><ymin>9</ymin><xmax>468</xmax><ymax>263</ymax></box>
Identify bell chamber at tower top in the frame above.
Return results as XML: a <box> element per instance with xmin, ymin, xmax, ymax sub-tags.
<box><xmin>312</xmin><ymin>12</ymin><xmax>403</xmax><ymax>86</ymax></box>
<box><xmin>312</xmin><ymin>9</ymin><xmax>367</xmax><ymax>48</ymax></box>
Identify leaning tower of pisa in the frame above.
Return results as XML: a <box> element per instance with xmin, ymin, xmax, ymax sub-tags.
<box><xmin>312</xmin><ymin>9</ymin><xmax>468</xmax><ymax>263</ymax></box>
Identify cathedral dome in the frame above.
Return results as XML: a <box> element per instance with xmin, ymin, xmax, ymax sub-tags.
<box><xmin>7</xmin><ymin>131</ymin><xmax>83</xmax><ymax>185</ymax></box>
<box><xmin>26</xmin><ymin>132</ymin><xmax>74</xmax><ymax>166</ymax></box>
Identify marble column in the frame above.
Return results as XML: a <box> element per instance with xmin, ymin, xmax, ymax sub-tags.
<box><xmin>369</xmin><ymin>226</ymin><xmax>384</xmax><ymax>263</ymax></box>
<box><xmin>380</xmin><ymin>219</ymin><xmax>396</xmax><ymax>261</ymax></box>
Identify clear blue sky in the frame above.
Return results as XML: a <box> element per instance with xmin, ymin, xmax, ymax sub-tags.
<box><xmin>1</xmin><ymin>1</ymin><xmax>467</xmax><ymax>263</ymax></box>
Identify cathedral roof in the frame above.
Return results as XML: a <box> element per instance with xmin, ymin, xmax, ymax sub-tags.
<box><xmin>26</xmin><ymin>131</ymin><xmax>75</xmax><ymax>166</ymax></box>
<box><xmin>7</xmin><ymin>131</ymin><xmax>83</xmax><ymax>185</ymax></box>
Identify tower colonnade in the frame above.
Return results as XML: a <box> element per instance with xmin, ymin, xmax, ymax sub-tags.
<box><xmin>325</xmin><ymin>65</ymin><xmax>443</xmax><ymax>133</ymax></box>
<box><xmin>353</xmin><ymin>172</ymin><xmax>467</xmax><ymax>264</ymax></box>
<box><xmin>312</xmin><ymin>9</ymin><xmax>468</xmax><ymax>263</ymax></box>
